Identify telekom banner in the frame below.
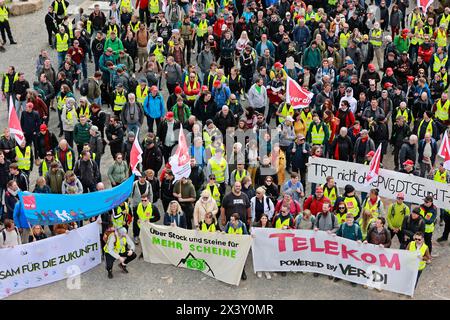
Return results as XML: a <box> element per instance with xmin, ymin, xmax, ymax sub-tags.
<box><xmin>252</xmin><ymin>228</ymin><xmax>419</xmax><ymax>296</ymax></box>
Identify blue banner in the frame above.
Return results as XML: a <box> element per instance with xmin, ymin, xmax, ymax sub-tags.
<box><xmin>14</xmin><ymin>175</ymin><xmax>135</xmax><ymax>227</ymax></box>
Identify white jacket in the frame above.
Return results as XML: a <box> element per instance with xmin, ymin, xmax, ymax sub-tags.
<box><xmin>250</xmin><ymin>196</ymin><xmax>275</xmax><ymax>222</ymax></box>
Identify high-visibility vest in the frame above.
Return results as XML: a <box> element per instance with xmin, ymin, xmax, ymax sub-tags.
<box><xmin>434</xmin><ymin>170</ymin><xmax>447</xmax><ymax>183</ymax></box>
<box><xmin>65</xmin><ymin>109</ymin><xmax>76</xmax><ymax>124</ymax></box>
<box><xmin>234</xmin><ymin>170</ymin><xmax>247</xmax><ymax>183</ymax></box>
<box><xmin>86</xmin><ymin>20</ymin><xmax>92</xmax><ymax>34</ymax></box>
<box><xmin>275</xmin><ymin>215</ymin><xmax>292</xmax><ymax>229</ymax></box>
<box><xmin>153</xmin><ymin>45</ymin><xmax>165</xmax><ymax>64</ymax></box>
<box><xmin>205</xmin><ymin>0</ymin><xmax>215</xmax><ymax>12</ymax></box>
<box><xmin>209</xmin><ymin>144</ymin><xmax>224</xmax><ymax>157</ymax></box>
<box><xmin>57</xmin><ymin>94</ymin><xmax>68</xmax><ymax>110</ymax></box>
<box><xmin>339</xmin><ymin>31</ymin><xmax>351</xmax><ymax>49</ymax></box>
<box><xmin>418</xmin><ymin>119</ymin><xmax>434</xmax><ymax>136</ymax></box>
<box><xmin>410</xmin><ymin>13</ymin><xmax>422</xmax><ymax>29</ymax></box>
<box><xmin>78</xmin><ymin>105</ymin><xmax>91</xmax><ymax>119</ymax></box>
<box><xmin>149</xmin><ymin>0</ymin><xmax>159</xmax><ymax>14</ymax></box>
<box><xmin>197</xmin><ymin>20</ymin><xmax>208</xmax><ymax>37</ymax></box>
<box><xmin>322</xmin><ymin>185</ymin><xmax>337</xmax><ymax>207</ymax></box>
<box><xmin>442</xmin><ymin>72</ymin><xmax>448</xmax><ymax>87</ymax></box>
<box><xmin>433</xmin><ymin>54</ymin><xmax>448</xmax><ymax>73</ymax></box>
<box><xmin>114</xmin><ymin>91</ymin><xmax>127</xmax><ymax>111</ymax></box>
<box><xmin>15</xmin><ymin>146</ymin><xmax>31</xmax><ymax>171</ymax></box>
<box><xmin>185</xmin><ymin>81</ymin><xmax>199</xmax><ymax>100</ymax></box>
<box><xmin>328</xmin><ymin>0</ymin><xmax>337</xmax><ymax>5</ymax></box>
<box><xmin>208</xmin><ymin>157</ymin><xmax>227</xmax><ymax>183</ymax></box>
<box><xmin>227</xmin><ymin>225</ymin><xmax>243</xmax><ymax>234</ymax></box>
<box><xmin>410</xmin><ymin>28</ymin><xmax>424</xmax><ymax>45</ymax></box>
<box><xmin>41</xmin><ymin>160</ymin><xmax>50</xmax><ymax>176</ymax></box>
<box><xmin>205</xmin><ymin>184</ymin><xmax>221</xmax><ymax>206</ymax></box>
<box><xmin>0</xmin><ymin>6</ymin><xmax>8</xmax><ymax>22</ymax></box>
<box><xmin>68</xmin><ymin>22</ymin><xmax>74</xmax><ymax>39</ymax></box>
<box><xmin>435</xmin><ymin>99</ymin><xmax>450</xmax><ymax>121</ymax></box>
<box><xmin>420</xmin><ymin>207</ymin><xmax>435</xmax><ymax>233</ymax></box>
<box><xmin>55</xmin><ymin>149</ymin><xmax>73</xmax><ymax>170</ymax></box>
<box><xmin>107</xmin><ymin>24</ymin><xmax>119</xmax><ymax>38</ymax></box>
<box><xmin>370</xmin><ymin>29</ymin><xmax>382</xmax><ymax>47</ymax></box>
<box><xmin>136</xmin><ymin>85</ymin><xmax>148</xmax><ymax>104</ymax></box>
<box><xmin>112</xmin><ymin>203</ymin><xmax>129</xmax><ymax>229</ymax></box>
<box><xmin>409</xmin><ymin>240</ymin><xmax>428</xmax><ymax>271</ymax></box>
<box><xmin>54</xmin><ymin>0</ymin><xmax>67</xmax><ymax>16</ymax></box>
<box><xmin>201</xmin><ymin>222</ymin><xmax>216</xmax><ymax>232</ymax></box>
<box><xmin>136</xmin><ymin>203</ymin><xmax>153</xmax><ymax>228</ymax></box>
<box><xmin>305</xmin><ymin>11</ymin><xmax>316</xmax><ymax>22</ymax></box>
<box><xmin>121</xmin><ymin>0</ymin><xmax>133</xmax><ymax>13</ymax></box>
<box><xmin>344</xmin><ymin>196</ymin><xmax>359</xmax><ymax>218</ymax></box>
<box><xmin>395</xmin><ymin>107</ymin><xmax>412</xmax><ymax>123</ymax></box>
<box><xmin>363</xmin><ymin>199</ymin><xmax>382</xmax><ymax>219</ymax></box>
<box><xmin>203</xmin><ymin>130</ymin><xmax>213</xmax><ymax>149</ymax></box>
<box><xmin>2</xmin><ymin>72</ymin><xmax>18</xmax><ymax>93</ymax></box>
<box><xmin>336</xmin><ymin>213</ymin><xmax>346</xmax><ymax>225</ymax></box>
<box><xmin>311</xmin><ymin>124</ymin><xmax>325</xmax><ymax>145</ymax></box>
<box><xmin>300</xmin><ymin>111</ymin><xmax>313</xmax><ymax>130</ymax></box>
<box><xmin>103</xmin><ymin>234</ymin><xmax>127</xmax><ymax>254</ymax></box>
<box><xmin>435</xmin><ymin>29</ymin><xmax>448</xmax><ymax>48</ymax></box>
<box><xmin>56</xmin><ymin>33</ymin><xmax>69</xmax><ymax>52</ymax></box>
<box><xmin>278</xmin><ymin>103</ymin><xmax>294</xmax><ymax>123</ymax></box>
<box><xmin>130</xmin><ymin>21</ymin><xmax>140</xmax><ymax>33</ymax></box>
<box><xmin>440</xmin><ymin>14</ymin><xmax>450</xmax><ymax>29</ymax></box>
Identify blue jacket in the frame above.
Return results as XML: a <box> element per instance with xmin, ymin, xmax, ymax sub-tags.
<box><xmin>163</xmin><ymin>212</ymin><xmax>187</xmax><ymax>229</ymax></box>
<box><xmin>212</xmin><ymin>85</ymin><xmax>231</xmax><ymax>109</ymax></box>
<box><xmin>293</xmin><ymin>25</ymin><xmax>311</xmax><ymax>47</ymax></box>
<box><xmin>256</xmin><ymin>40</ymin><xmax>275</xmax><ymax>57</ymax></box>
<box><xmin>190</xmin><ymin>145</ymin><xmax>206</xmax><ymax>168</ymax></box>
<box><xmin>143</xmin><ymin>93</ymin><xmax>166</xmax><ymax>119</ymax></box>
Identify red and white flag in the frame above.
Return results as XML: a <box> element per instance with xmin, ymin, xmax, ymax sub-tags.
<box><xmin>365</xmin><ymin>145</ymin><xmax>382</xmax><ymax>185</ymax></box>
<box><xmin>417</xmin><ymin>0</ymin><xmax>434</xmax><ymax>14</ymax></box>
<box><xmin>285</xmin><ymin>76</ymin><xmax>314</xmax><ymax>109</ymax></box>
<box><xmin>8</xmin><ymin>96</ymin><xmax>25</xmax><ymax>145</ymax></box>
<box><xmin>438</xmin><ymin>130</ymin><xmax>450</xmax><ymax>170</ymax></box>
<box><xmin>169</xmin><ymin>124</ymin><xmax>191</xmax><ymax>181</ymax></box>
<box><xmin>130</xmin><ymin>128</ymin><xmax>143</xmax><ymax>176</ymax></box>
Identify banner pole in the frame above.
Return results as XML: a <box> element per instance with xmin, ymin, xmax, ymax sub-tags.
<box><xmin>27</xmin><ymin>221</ymin><xmax>36</xmax><ymax>242</ymax></box>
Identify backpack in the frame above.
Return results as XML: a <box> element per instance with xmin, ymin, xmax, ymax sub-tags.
<box><xmin>129</xmin><ymin>77</ymin><xmax>138</xmax><ymax>93</ymax></box>
<box><xmin>316</xmin><ymin>213</ymin><xmax>336</xmax><ymax>230</ymax></box>
<box><xmin>2</xmin><ymin>227</ymin><xmax>19</xmax><ymax>243</ymax></box>
<box><xmin>80</xmin><ymin>79</ymin><xmax>89</xmax><ymax>97</ymax></box>
<box><xmin>341</xmin><ymin>222</ymin><xmax>360</xmax><ymax>240</ymax></box>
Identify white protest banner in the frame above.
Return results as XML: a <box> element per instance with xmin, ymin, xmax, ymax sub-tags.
<box><xmin>307</xmin><ymin>157</ymin><xmax>450</xmax><ymax>209</ymax></box>
<box><xmin>0</xmin><ymin>223</ymin><xmax>101</xmax><ymax>299</ymax></box>
<box><xmin>140</xmin><ymin>222</ymin><xmax>252</xmax><ymax>286</ymax></box>
<box><xmin>252</xmin><ymin>228</ymin><xmax>419</xmax><ymax>296</ymax></box>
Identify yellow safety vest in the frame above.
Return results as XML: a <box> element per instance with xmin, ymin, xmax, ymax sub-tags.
<box><xmin>208</xmin><ymin>157</ymin><xmax>227</xmax><ymax>183</ymax></box>
<box><xmin>442</xmin><ymin>72</ymin><xmax>448</xmax><ymax>87</ymax></box>
<box><xmin>65</xmin><ymin>109</ymin><xmax>76</xmax><ymax>124</ymax></box>
<box><xmin>130</xmin><ymin>21</ymin><xmax>140</xmax><ymax>34</ymax></box>
<box><xmin>56</xmin><ymin>33</ymin><xmax>69</xmax><ymax>52</ymax></box>
<box><xmin>436</xmin><ymin>29</ymin><xmax>448</xmax><ymax>48</ymax></box>
<box><xmin>339</xmin><ymin>31</ymin><xmax>351</xmax><ymax>49</ymax></box>
<box><xmin>336</xmin><ymin>213</ymin><xmax>346</xmax><ymax>225</ymax></box>
<box><xmin>205</xmin><ymin>184</ymin><xmax>221</xmax><ymax>206</ymax></box>
<box><xmin>136</xmin><ymin>203</ymin><xmax>153</xmax><ymax>228</ymax></box>
<box><xmin>227</xmin><ymin>225</ymin><xmax>243</xmax><ymax>234</ymax></box>
<box><xmin>433</xmin><ymin>54</ymin><xmax>448</xmax><ymax>73</ymax></box>
<box><xmin>112</xmin><ymin>203</ymin><xmax>129</xmax><ymax>229</ymax></box>
<box><xmin>410</xmin><ymin>13</ymin><xmax>422</xmax><ymax>29</ymax></box>
<box><xmin>0</xmin><ymin>6</ymin><xmax>8</xmax><ymax>22</ymax></box>
<box><xmin>209</xmin><ymin>144</ymin><xmax>225</xmax><ymax>157</ymax></box>
<box><xmin>55</xmin><ymin>149</ymin><xmax>73</xmax><ymax>170</ymax></box>
<box><xmin>201</xmin><ymin>222</ymin><xmax>216</xmax><ymax>232</ymax></box>
<box><xmin>418</xmin><ymin>119</ymin><xmax>434</xmax><ymax>136</ymax></box>
<box><xmin>205</xmin><ymin>0</ymin><xmax>215</xmax><ymax>12</ymax></box>
<box><xmin>41</xmin><ymin>160</ymin><xmax>50</xmax><ymax>176</ymax></box>
<box><xmin>435</xmin><ymin>99</ymin><xmax>450</xmax><ymax>121</ymax></box>
<box><xmin>114</xmin><ymin>91</ymin><xmax>127</xmax><ymax>111</ymax></box>
<box><xmin>322</xmin><ymin>185</ymin><xmax>337</xmax><ymax>207</ymax></box>
<box><xmin>153</xmin><ymin>45</ymin><xmax>165</xmax><ymax>64</ymax></box>
<box><xmin>78</xmin><ymin>105</ymin><xmax>91</xmax><ymax>119</ymax></box>
<box><xmin>275</xmin><ymin>216</ymin><xmax>291</xmax><ymax>229</ymax></box>
<box><xmin>409</xmin><ymin>240</ymin><xmax>428</xmax><ymax>271</ymax></box>
<box><xmin>107</xmin><ymin>24</ymin><xmax>119</xmax><ymax>38</ymax></box>
<box><xmin>311</xmin><ymin>124</ymin><xmax>325</xmax><ymax>145</ymax></box>
<box><xmin>121</xmin><ymin>0</ymin><xmax>133</xmax><ymax>13</ymax></box>
<box><xmin>359</xmin><ymin>217</ymin><xmax>377</xmax><ymax>241</ymax></box>
<box><xmin>420</xmin><ymin>207</ymin><xmax>435</xmax><ymax>233</ymax></box>
<box><xmin>86</xmin><ymin>20</ymin><xmax>92</xmax><ymax>34</ymax></box>
<box><xmin>328</xmin><ymin>0</ymin><xmax>337</xmax><ymax>5</ymax></box>
<box><xmin>104</xmin><ymin>234</ymin><xmax>127</xmax><ymax>254</ymax></box>
<box><xmin>185</xmin><ymin>81</ymin><xmax>199</xmax><ymax>101</ymax></box>
<box><xmin>305</xmin><ymin>11</ymin><xmax>316</xmax><ymax>22</ymax></box>
<box><xmin>136</xmin><ymin>86</ymin><xmax>148</xmax><ymax>104</ymax></box>
<box><xmin>434</xmin><ymin>170</ymin><xmax>447</xmax><ymax>183</ymax></box>
<box><xmin>440</xmin><ymin>14</ymin><xmax>450</xmax><ymax>29</ymax></box>
<box><xmin>278</xmin><ymin>103</ymin><xmax>294</xmax><ymax>123</ymax></box>
<box><xmin>15</xmin><ymin>146</ymin><xmax>31</xmax><ymax>171</ymax></box>
<box><xmin>396</xmin><ymin>108</ymin><xmax>412</xmax><ymax>123</ymax></box>
<box><xmin>149</xmin><ymin>0</ymin><xmax>159</xmax><ymax>14</ymax></box>
<box><xmin>363</xmin><ymin>199</ymin><xmax>382</xmax><ymax>219</ymax></box>
<box><xmin>410</xmin><ymin>28</ymin><xmax>424</xmax><ymax>45</ymax></box>
<box><xmin>344</xmin><ymin>196</ymin><xmax>359</xmax><ymax>218</ymax></box>
<box><xmin>203</xmin><ymin>130</ymin><xmax>213</xmax><ymax>149</ymax></box>
<box><xmin>54</xmin><ymin>0</ymin><xmax>67</xmax><ymax>16</ymax></box>
<box><xmin>68</xmin><ymin>22</ymin><xmax>74</xmax><ymax>39</ymax></box>
<box><xmin>370</xmin><ymin>29</ymin><xmax>382</xmax><ymax>47</ymax></box>
<box><xmin>2</xmin><ymin>72</ymin><xmax>18</xmax><ymax>93</ymax></box>
<box><xmin>197</xmin><ymin>20</ymin><xmax>208</xmax><ymax>37</ymax></box>
<box><xmin>300</xmin><ymin>111</ymin><xmax>313</xmax><ymax>130</ymax></box>
<box><xmin>234</xmin><ymin>170</ymin><xmax>247</xmax><ymax>183</ymax></box>
<box><xmin>57</xmin><ymin>94</ymin><xmax>67</xmax><ymax>110</ymax></box>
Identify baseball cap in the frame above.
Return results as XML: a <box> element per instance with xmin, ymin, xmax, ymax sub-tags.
<box><xmin>40</xmin><ymin>124</ymin><xmax>47</xmax><ymax>131</ymax></box>
<box><xmin>424</xmin><ymin>195</ymin><xmax>433</xmax><ymax>203</ymax></box>
<box><xmin>368</xmin><ymin>64</ymin><xmax>375</xmax><ymax>71</ymax></box>
<box><xmin>403</xmin><ymin>160</ymin><xmax>414</xmax><ymax>166</ymax></box>
<box><xmin>166</xmin><ymin>111</ymin><xmax>174</xmax><ymax>120</ymax></box>
<box><xmin>213</xmin><ymin>80</ymin><xmax>221</xmax><ymax>87</ymax></box>
<box><xmin>285</xmin><ymin>116</ymin><xmax>294</xmax><ymax>122</ymax></box>
<box><xmin>274</xmin><ymin>62</ymin><xmax>283</xmax><ymax>68</ymax></box>
<box><xmin>315</xmin><ymin>186</ymin><xmax>323</xmax><ymax>193</ymax></box>
<box><xmin>157</xmin><ymin>37</ymin><xmax>163</xmax><ymax>42</ymax></box>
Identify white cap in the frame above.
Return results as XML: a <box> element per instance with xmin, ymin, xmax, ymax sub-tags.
<box><xmin>157</xmin><ymin>37</ymin><xmax>163</xmax><ymax>42</ymax></box>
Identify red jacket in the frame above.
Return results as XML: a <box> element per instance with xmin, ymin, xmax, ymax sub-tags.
<box><xmin>183</xmin><ymin>80</ymin><xmax>200</xmax><ymax>98</ymax></box>
<box><xmin>135</xmin><ymin>0</ymin><xmax>149</xmax><ymax>9</ymax></box>
<box><xmin>418</xmin><ymin>45</ymin><xmax>433</xmax><ymax>64</ymax></box>
<box><xmin>213</xmin><ymin>19</ymin><xmax>226</xmax><ymax>38</ymax></box>
<box><xmin>275</xmin><ymin>199</ymin><xmax>302</xmax><ymax>216</ymax></box>
<box><xmin>335</xmin><ymin>109</ymin><xmax>355</xmax><ymax>129</ymax></box>
<box><xmin>303</xmin><ymin>195</ymin><xmax>330</xmax><ymax>216</ymax></box>
<box><xmin>30</xmin><ymin>97</ymin><xmax>49</xmax><ymax>119</ymax></box>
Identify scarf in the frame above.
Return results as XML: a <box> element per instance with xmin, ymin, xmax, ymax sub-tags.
<box><xmin>362</xmin><ymin>136</ymin><xmax>368</xmax><ymax>143</ymax></box>
<box><xmin>334</xmin><ymin>141</ymin><xmax>340</xmax><ymax>160</ymax></box>
<box><xmin>7</xmin><ymin>188</ymin><xmax>18</xmax><ymax>197</ymax></box>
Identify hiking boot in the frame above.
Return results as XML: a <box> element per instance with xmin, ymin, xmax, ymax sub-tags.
<box><xmin>333</xmin><ymin>277</ymin><xmax>340</xmax><ymax>282</ymax></box>
<box><xmin>256</xmin><ymin>272</ymin><xmax>262</xmax><ymax>278</ymax></box>
<box><xmin>118</xmin><ymin>263</ymin><xmax>128</xmax><ymax>273</ymax></box>
<box><xmin>107</xmin><ymin>271</ymin><xmax>113</xmax><ymax>279</ymax></box>
<box><xmin>265</xmin><ymin>272</ymin><xmax>271</xmax><ymax>280</ymax></box>
<box><xmin>313</xmin><ymin>273</ymin><xmax>319</xmax><ymax>278</ymax></box>
<box><xmin>281</xmin><ymin>272</ymin><xmax>287</xmax><ymax>277</ymax></box>
<box><xmin>10</xmin><ymin>41</ymin><xmax>17</xmax><ymax>45</ymax></box>
<box><xmin>241</xmin><ymin>270</ymin><xmax>247</xmax><ymax>280</ymax></box>
<box><xmin>134</xmin><ymin>236</ymin><xmax>139</xmax><ymax>245</ymax></box>
<box><xmin>437</xmin><ymin>237</ymin><xmax>447</xmax><ymax>243</ymax></box>
<box><xmin>351</xmin><ymin>283</ymin><xmax>357</xmax><ymax>287</ymax></box>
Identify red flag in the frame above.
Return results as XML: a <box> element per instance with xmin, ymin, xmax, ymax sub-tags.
<box><xmin>169</xmin><ymin>124</ymin><xmax>191</xmax><ymax>181</ymax></box>
<box><xmin>365</xmin><ymin>145</ymin><xmax>382</xmax><ymax>185</ymax></box>
<box><xmin>438</xmin><ymin>130</ymin><xmax>450</xmax><ymax>170</ymax></box>
<box><xmin>285</xmin><ymin>76</ymin><xmax>314</xmax><ymax>109</ymax></box>
<box><xmin>417</xmin><ymin>0</ymin><xmax>434</xmax><ymax>14</ymax></box>
<box><xmin>8</xmin><ymin>96</ymin><xmax>25</xmax><ymax>145</ymax></box>
<box><xmin>130</xmin><ymin>128</ymin><xmax>143</xmax><ymax>175</ymax></box>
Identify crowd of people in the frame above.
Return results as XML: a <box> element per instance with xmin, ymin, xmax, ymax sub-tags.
<box><xmin>0</xmin><ymin>0</ymin><xmax>449</xmax><ymax>287</ymax></box>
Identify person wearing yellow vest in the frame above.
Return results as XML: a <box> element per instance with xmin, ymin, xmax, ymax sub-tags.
<box><xmin>335</xmin><ymin>184</ymin><xmax>362</xmax><ymax>220</ymax></box>
<box><xmin>300</xmin><ymin>107</ymin><xmax>313</xmax><ymax>131</ymax></box>
<box><xmin>323</xmin><ymin>176</ymin><xmax>338</xmax><ymax>208</ymax></box>
<box><xmin>370</xmin><ymin>22</ymin><xmax>383</xmax><ymax>69</ymax></box>
<box><xmin>56</xmin><ymin>26</ymin><xmax>69</xmax><ymax>68</ymax></box>
<box><xmin>272</xmin><ymin>205</ymin><xmax>295</xmax><ymax>230</ymax></box>
<box><xmin>387</xmin><ymin>192</ymin><xmax>410</xmax><ymax>243</ymax></box>
<box><xmin>207</xmin><ymin>148</ymin><xmax>228</xmax><ymax>196</ymax></box>
<box><xmin>135</xmin><ymin>79</ymin><xmax>149</xmax><ymax>105</ymax></box>
<box><xmin>361</xmin><ymin>188</ymin><xmax>385</xmax><ymax>219</ymax></box>
<box><xmin>430</xmin><ymin>163</ymin><xmax>450</xmax><ymax>234</ymax></box>
<box><xmin>15</xmin><ymin>140</ymin><xmax>33</xmax><ymax>176</ymax></box>
<box><xmin>198</xmin><ymin>212</ymin><xmax>220</xmax><ymax>232</ymax></box>
<box><xmin>112</xmin><ymin>202</ymin><xmax>130</xmax><ymax>230</ymax></box>
<box><xmin>39</xmin><ymin>151</ymin><xmax>55</xmax><ymax>177</ymax></box>
<box><xmin>419</xmin><ymin>196</ymin><xmax>438</xmax><ymax>254</ymax></box>
<box><xmin>51</xmin><ymin>0</ymin><xmax>68</xmax><ymax>24</ymax></box>
<box><xmin>392</xmin><ymin>101</ymin><xmax>414</xmax><ymax>125</ymax></box>
<box><xmin>196</xmin><ymin>13</ymin><xmax>209</xmax><ymax>53</ymax></box>
<box><xmin>409</xmin><ymin>21</ymin><xmax>424</xmax><ymax>61</ymax></box>
<box><xmin>61</xmin><ymin>98</ymin><xmax>78</xmax><ymax>147</ymax></box>
<box><xmin>1</xmin><ymin>66</ymin><xmax>18</xmax><ymax>109</ymax></box>
<box><xmin>203</xmin><ymin>174</ymin><xmax>222</xmax><ymax>207</ymax></box>
<box><xmin>335</xmin><ymin>201</ymin><xmax>348</xmax><ymax>225</ymax></box>
<box><xmin>119</xmin><ymin>0</ymin><xmax>133</xmax><ymax>14</ymax></box>
<box><xmin>338</xmin><ymin>24</ymin><xmax>351</xmax><ymax>49</ymax></box>
<box><xmin>148</xmin><ymin>0</ymin><xmax>160</xmax><ymax>15</ymax></box>
<box><xmin>306</xmin><ymin>114</ymin><xmax>329</xmax><ymax>146</ymax></box>
<box><xmin>54</xmin><ymin>139</ymin><xmax>75</xmax><ymax>172</ymax></box>
<box><xmin>430</xmin><ymin>46</ymin><xmax>448</xmax><ymax>77</ymax></box>
<box><xmin>357</xmin><ymin>209</ymin><xmax>377</xmax><ymax>242</ymax></box>
<box><xmin>407</xmin><ymin>231</ymin><xmax>431</xmax><ymax>288</ymax></box>
<box><xmin>183</xmin><ymin>72</ymin><xmax>201</xmax><ymax>107</ymax></box>
<box><xmin>417</xmin><ymin>111</ymin><xmax>439</xmax><ymax>141</ymax></box>
<box><xmin>129</xmin><ymin>15</ymin><xmax>140</xmax><ymax>34</ymax></box>
<box><xmin>149</xmin><ymin>37</ymin><xmax>167</xmax><ymax>66</ymax></box>
<box><xmin>434</xmin><ymin>24</ymin><xmax>448</xmax><ymax>49</ymax></box>
<box><xmin>112</xmin><ymin>83</ymin><xmax>128</xmax><ymax>116</ymax></box>
<box><xmin>433</xmin><ymin>92</ymin><xmax>450</xmax><ymax>132</ymax></box>
<box><xmin>230</xmin><ymin>163</ymin><xmax>249</xmax><ymax>186</ymax></box>
<box><xmin>104</xmin><ymin>227</ymin><xmax>136</xmax><ymax>279</ymax></box>
<box><xmin>225</xmin><ymin>212</ymin><xmax>249</xmax><ymax>279</ymax></box>
<box><xmin>276</xmin><ymin>102</ymin><xmax>294</xmax><ymax>125</ymax></box>
<box><xmin>0</xmin><ymin>0</ymin><xmax>16</xmax><ymax>45</ymax></box>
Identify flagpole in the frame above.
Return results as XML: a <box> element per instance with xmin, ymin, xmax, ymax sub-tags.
<box><xmin>27</xmin><ymin>221</ymin><xmax>36</xmax><ymax>242</ymax></box>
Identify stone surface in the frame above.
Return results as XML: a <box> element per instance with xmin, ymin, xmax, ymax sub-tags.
<box><xmin>9</xmin><ymin>0</ymin><xmax>43</xmax><ymax>16</ymax></box>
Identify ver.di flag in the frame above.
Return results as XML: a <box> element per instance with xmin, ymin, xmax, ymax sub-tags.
<box><xmin>169</xmin><ymin>124</ymin><xmax>191</xmax><ymax>181</ymax></box>
<box><xmin>417</xmin><ymin>0</ymin><xmax>434</xmax><ymax>14</ymax></box>
<box><xmin>285</xmin><ymin>76</ymin><xmax>313</xmax><ymax>109</ymax></box>
<box><xmin>8</xmin><ymin>96</ymin><xmax>25</xmax><ymax>145</ymax></box>
<box><xmin>130</xmin><ymin>128</ymin><xmax>143</xmax><ymax>175</ymax></box>
<box><xmin>365</xmin><ymin>144</ymin><xmax>382</xmax><ymax>185</ymax></box>
<box><xmin>437</xmin><ymin>130</ymin><xmax>450</xmax><ymax>170</ymax></box>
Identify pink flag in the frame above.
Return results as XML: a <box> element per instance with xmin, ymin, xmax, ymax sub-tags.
<box><xmin>285</xmin><ymin>76</ymin><xmax>314</xmax><ymax>109</ymax></box>
<box><xmin>365</xmin><ymin>145</ymin><xmax>382</xmax><ymax>185</ymax></box>
<box><xmin>438</xmin><ymin>130</ymin><xmax>450</xmax><ymax>170</ymax></box>
<box><xmin>169</xmin><ymin>124</ymin><xmax>192</xmax><ymax>181</ymax></box>
<box><xmin>8</xmin><ymin>96</ymin><xmax>25</xmax><ymax>145</ymax></box>
<box><xmin>130</xmin><ymin>128</ymin><xmax>143</xmax><ymax>176</ymax></box>
<box><xmin>417</xmin><ymin>0</ymin><xmax>434</xmax><ymax>14</ymax></box>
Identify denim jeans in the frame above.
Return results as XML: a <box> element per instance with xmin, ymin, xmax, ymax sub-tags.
<box><xmin>58</xmin><ymin>51</ymin><xmax>67</xmax><ymax>69</ymax></box>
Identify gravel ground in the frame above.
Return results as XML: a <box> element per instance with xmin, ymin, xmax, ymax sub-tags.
<box><xmin>1</xmin><ymin>0</ymin><xmax>450</xmax><ymax>300</ymax></box>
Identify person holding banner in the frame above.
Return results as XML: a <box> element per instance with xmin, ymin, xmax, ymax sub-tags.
<box><xmin>401</xmin><ymin>207</ymin><xmax>425</xmax><ymax>250</ymax></box>
<box><xmin>406</xmin><ymin>231</ymin><xmax>431</xmax><ymax>288</ymax></box>
<box><xmin>357</xmin><ymin>209</ymin><xmax>377</xmax><ymax>242</ymax></box>
<box><xmin>335</xmin><ymin>185</ymin><xmax>362</xmax><ymax>221</ymax></box>
<box><xmin>164</xmin><ymin>200</ymin><xmax>187</xmax><ymax>229</ymax></box>
<box><xmin>104</xmin><ymin>227</ymin><xmax>137</xmax><ymax>279</ymax></box>
<box><xmin>198</xmin><ymin>211</ymin><xmax>220</xmax><ymax>232</ymax></box>
<box><xmin>225</xmin><ymin>212</ymin><xmax>249</xmax><ymax>280</ymax></box>
<box><xmin>173</xmin><ymin>177</ymin><xmax>197</xmax><ymax>229</ymax></box>
<box><xmin>387</xmin><ymin>192</ymin><xmax>410</xmax><ymax>244</ymax></box>
<box><xmin>366</xmin><ymin>217</ymin><xmax>391</xmax><ymax>248</ymax></box>
<box><xmin>419</xmin><ymin>196</ymin><xmax>438</xmax><ymax>254</ymax></box>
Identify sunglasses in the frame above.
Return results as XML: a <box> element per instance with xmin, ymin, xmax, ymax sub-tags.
<box><xmin>338</xmin><ymin>207</ymin><xmax>345</xmax><ymax>209</ymax></box>
<box><xmin>142</xmin><ymin>199</ymin><xmax>148</xmax><ymax>202</ymax></box>
<box><xmin>210</xmin><ymin>177</ymin><xmax>216</xmax><ymax>180</ymax></box>
<box><xmin>414</xmin><ymin>238</ymin><xmax>423</xmax><ymax>241</ymax></box>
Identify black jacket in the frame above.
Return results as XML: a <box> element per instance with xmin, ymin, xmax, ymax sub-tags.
<box><xmin>390</xmin><ymin>124</ymin><xmax>411</xmax><ymax>147</ymax></box>
<box><xmin>156</xmin><ymin>120</ymin><xmax>181</xmax><ymax>147</ymax></box>
<box><xmin>0</xmin><ymin>160</ymin><xmax>11</xmax><ymax>189</ymax></box>
<box><xmin>0</xmin><ymin>136</ymin><xmax>16</xmax><ymax>162</ymax></box>
<box><xmin>330</xmin><ymin>135</ymin><xmax>353</xmax><ymax>161</ymax></box>
<box><xmin>35</xmin><ymin>131</ymin><xmax>58</xmax><ymax>159</ymax></box>
<box><xmin>399</xmin><ymin>141</ymin><xmax>417</xmax><ymax>165</ymax></box>
<box><xmin>193</xmin><ymin>95</ymin><xmax>217</xmax><ymax>122</ymax></box>
<box><xmin>213</xmin><ymin>111</ymin><xmax>236</xmax><ymax>136</ymax></box>
<box><xmin>142</xmin><ymin>145</ymin><xmax>163</xmax><ymax>173</ymax></box>
<box><xmin>105</xmin><ymin>122</ymin><xmax>124</xmax><ymax>150</ymax></box>
<box><xmin>74</xmin><ymin>159</ymin><xmax>100</xmax><ymax>187</ymax></box>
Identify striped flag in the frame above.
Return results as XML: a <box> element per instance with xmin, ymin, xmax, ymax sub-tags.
<box><xmin>438</xmin><ymin>130</ymin><xmax>450</xmax><ymax>170</ymax></box>
<box><xmin>365</xmin><ymin>145</ymin><xmax>382</xmax><ymax>185</ymax></box>
<box><xmin>8</xmin><ymin>96</ymin><xmax>25</xmax><ymax>145</ymax></box>
<box><xmin>130</xmin><ymin>128</ymin><xmax>143</xmax><ymax>176</ymax></box>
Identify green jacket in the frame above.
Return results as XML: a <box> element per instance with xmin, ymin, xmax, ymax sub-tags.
<box><xmin>73</xmin><ymin>122</ymin><xmax>92</xmax><ymax>146</ymax></box>
<box><xmin>104</xmin><ymin>37</ymin><xmax>124</xmax><ymax>58</ymax></box>
<box><xmin>171</xmin><ymin>103</ymin><xmax>192</xmax><ymax>122</ymax></box>
<box><xmin>387</xmin><ymin>202</ymin><xmax>410</xmax><ymax>229</ymax></box>
<box><xmin>393</xmin><ymin>35</ymin><xmax>410</xmax><ymax>54</ymax></box>
<box><xmin>303</xmin><ymin>46</ymin><xmax>322</xmax><ymax>69</ymax></box>
<box><xmin>107</xmin><ymin>161</ymin><xmax>129</xmax><ymax>185</ymax></box>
